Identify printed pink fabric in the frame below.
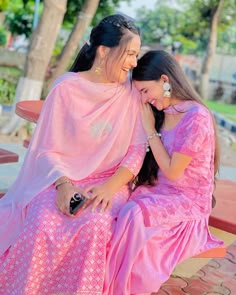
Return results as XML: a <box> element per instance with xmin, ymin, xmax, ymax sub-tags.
<box><xmin>0</xmin><ymin>73</ymin><xmax>146</xmax><ymax>294</ymax></box>
<box><xmin>104</xmin><ymin>103</ymin><xmax>224</xmax><ymax>295</ymax></box>
<box><xmin>0</xmin><ymin>72</ymin><xmax>146</xmax><ymax>257</ymax></box>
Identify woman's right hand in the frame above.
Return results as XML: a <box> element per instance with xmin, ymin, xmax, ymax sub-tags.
<box><xmin>55</xmin><ymin>183</ymin><xmax>75</xmax><ymax>216</ymax></box>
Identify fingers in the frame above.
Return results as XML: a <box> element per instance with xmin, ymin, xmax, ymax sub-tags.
<box><xmin>91</xmin><ymin>197</ymin><xmax>112</xmax><ymax>213</ymax></box>
<box><xmin>82</xmin><ymin>196</ymin><xmax>112</xmax><ymax>213</ymax></box>
<box><xmin>75</xmin><ymin>185</ymin><xmax>113</xmax><ymax>214</ymax></box>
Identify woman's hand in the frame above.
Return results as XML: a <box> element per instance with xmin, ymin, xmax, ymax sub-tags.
<box><xmin>55</xmin><ymin>183</ymin><xmax>89</xmax><ymax>216</ymax></box>
<box><xmin>83</xmin><ymin>183</ymin><xmax>114</xmax><ymax>213</ymax></box>
<box><xmin>141</xmin><ymin>102</ymin><xmax>156</xmax><ymax>135</ymax></box>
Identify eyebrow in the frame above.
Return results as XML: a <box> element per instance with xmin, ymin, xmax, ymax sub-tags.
<box><xmin>126</xmin><ymin>49</ymin><xmax>139</xmax><ymax>54</ymax></box>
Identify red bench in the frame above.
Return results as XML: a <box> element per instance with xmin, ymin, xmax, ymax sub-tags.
<box><xmin>209</xmin><ymin>179</ymin><xmax>236</xmax><ymax>235</ymax></box>
<box><xmin>0</xmin><ymin>148</ymin><xmax>19</xmax><ymax>164</ymax></box>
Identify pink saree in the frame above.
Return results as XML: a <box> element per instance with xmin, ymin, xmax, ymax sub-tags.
<box><xmin>0</xmin><ymin>73</ymin><xmax>146</xmax><ymax>294</ymax></box>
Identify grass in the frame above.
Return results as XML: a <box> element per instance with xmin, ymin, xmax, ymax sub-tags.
<box><xmin>205</xmin><ymin>100</ymin><xmax>236</xmax><ymax>123</ymax></box>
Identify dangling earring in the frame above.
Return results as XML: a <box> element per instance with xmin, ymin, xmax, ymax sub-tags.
<box><xmin>95</xmin><ymin>66</ymin><xmax>102</xmax><ymax>75</ymax></box>
<box><xmin>163</xmin><ymin>82</ymin><xmax>171</xmax><ymax>97</ymax></box>
<box><xmin>94</xmin><ymin>59</ymin><xmax>103</xmax><ymax>75</ymax></box>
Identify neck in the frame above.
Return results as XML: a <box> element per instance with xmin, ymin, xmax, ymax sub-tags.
<box><xmin>164</xmin><ymin>100</ymin><xmax>195</xmax><ymax>114</ymax></box>
<box><xmin>79</xmin><ymin>69</ymin><xmax>110</xmax><ymax>83</ymax></box>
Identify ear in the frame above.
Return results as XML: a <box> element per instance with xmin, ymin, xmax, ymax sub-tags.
<box><xmin>97</xmin><ymin>45</ymin><xmax>110</xmax><ymax>59</ymax></box>
<box><xmin>160</xmin><ymin>74</ymin><xmax>169</xmax><ymax>83</ymax></box>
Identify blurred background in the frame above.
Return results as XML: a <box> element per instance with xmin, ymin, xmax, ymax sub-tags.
<box><xmin>0</xmin><ymin>0</ymin><xmax>235</xmax><ymax>135</ymax></box>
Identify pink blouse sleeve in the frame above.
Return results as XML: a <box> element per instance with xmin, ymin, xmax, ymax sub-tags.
<box><xmin>173</xmin><ymin>109</ymin><xmax>213</xmax><ymax>157</ymax></box>
<box><xmin>119</xmin><ymin>144</ymin><xmax>146</xmax><ymax>176</ymax></box>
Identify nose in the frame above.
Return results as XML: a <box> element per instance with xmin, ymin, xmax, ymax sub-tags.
<box><xmin>131</xmin><ymin>56</ymin><xmax>138</xmax><ymax>68</ymax></box>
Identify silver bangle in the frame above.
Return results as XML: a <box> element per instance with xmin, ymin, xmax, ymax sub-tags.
<box><xmin>55</xmin><ymin>180</ymin><xmax>73</xmax><ymax>190</ymax></box>
<box><xmin>147</xmin><ymin>132</ymin><xmax>161</xmax><ymax>141</ymax></box>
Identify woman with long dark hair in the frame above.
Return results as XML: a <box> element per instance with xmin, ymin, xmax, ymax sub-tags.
<box><xmin>0</xmin><ymin>15</ymin><xmax>147</xmax><ymax>294</ymax></box>
<box><xmin>104</xmin><ymin>50</ymin><xmax>223</xmax><ymax>294</ymax></box>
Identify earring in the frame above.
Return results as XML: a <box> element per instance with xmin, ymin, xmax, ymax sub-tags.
<box><xmin>94</xmin><ymin>59</ymin><xmax>103</xmax><ymax>75</ymax></box>
<box><xmin>163</xmin><ymin>82</ymin><xmax>171</xmax><ymax>97</ymax></box>
<box><xmin>95</xmin><ymin>66</ymin><xmax>102</xmax><ymax>75</ymax></box>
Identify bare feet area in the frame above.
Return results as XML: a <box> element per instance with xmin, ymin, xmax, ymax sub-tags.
<box><xmin>0</xmin><ymin>124</ymin><xmax>236</xmax><ymax>167</ymax></box>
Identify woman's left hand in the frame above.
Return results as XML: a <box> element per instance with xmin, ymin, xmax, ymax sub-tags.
<box><xmin>82</xmin><ymin>183</ymin><xmax>114</xmax><ymax>213</ymax></box>
<box><xmin>141</xmin><ymin>102</ymin><xmax>156</xmax><ymax>134</ymax></box>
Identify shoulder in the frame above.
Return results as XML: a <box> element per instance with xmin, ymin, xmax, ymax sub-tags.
<box><xmin>122</xmin><ymin>78</ymin><xmax>141</xmax><ymax>102</ymax></box>
<box><xmin>184</xmin><ymin>102</ymin><xmax>212</xmax><ymax>124</ymax></box>
<box><xmin>50</xmin><ymin>72</ymin><xmax>79</xmax><ymax>90</ymax></box>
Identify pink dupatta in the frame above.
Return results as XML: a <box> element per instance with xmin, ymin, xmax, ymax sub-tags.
<box><xmin>0</xmin><ymin>72</ymin><xmax>146</xmax><ymax>255</ymax></box>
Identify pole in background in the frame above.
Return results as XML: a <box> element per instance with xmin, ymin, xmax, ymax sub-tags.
<box><xmin>33</xmin><ymin>0</ymin><xmax>40</xmax><ymax>30</ymax></box>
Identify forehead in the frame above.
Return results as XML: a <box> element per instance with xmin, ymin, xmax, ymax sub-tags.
<box><xmin>134</xmin><ymin>80</ymin><xmax>156</xmax><ymax>91</ymax></box>
<box><xmin>127</xmin><ymin>33</ymin><xmax>141</xmax><ymax>51</ymax></box>
<box><xmin>116</xmin><ymin>32</ymin><xmax>141</xmax><ymax>54</ymax></box>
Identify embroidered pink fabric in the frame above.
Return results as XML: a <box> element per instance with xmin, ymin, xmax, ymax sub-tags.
<box><xmin>104</xmin><ymin>102</ymin><xmax>224</xmax><ymax>294</ymax></box>
<box><xmin>0</xmin><ymin>72</ymin><xmax>146</xmax><ymax>256</ymax></box>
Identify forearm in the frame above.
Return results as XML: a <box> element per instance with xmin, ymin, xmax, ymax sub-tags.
<box><xmin>104</xmin><ymin>166</ymin><xmax>134</xmax><ymax>195</ymax></box>
<box><xmin>148</xmin><ymin>133</ymin><xmax>172</xmax><ymax>178</ymax></box>
<box><xmin>148</xmin><ymin>133</ymin><xmax>192</xmax><ymax>181</ymax></box>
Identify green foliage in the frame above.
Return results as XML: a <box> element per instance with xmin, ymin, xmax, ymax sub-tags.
<box><xmin>0</xmin><ymin>26</ymin><xmax>6</xmax><ymax>46</ymax></box>
<box><xmin>5</xmin><ymin>6</ymin><xmax>33</xmax><ymax>37</ymax></box>
<box><xmin>0</xmin><ymin>0</ymin><xmax>9</xmax><ymax>11</ymax></box>
<box><xmin>136</xmin><ymin>0</ymin><xmax>236</xmax><ymax>55</ymax></box>
<box><xmin>136</xmin><ymin>4</ymin><xmax>199</xmax><ymax>54</ymax></box>
<box><xmin>205</xmin><ymin>99</ymin><xmax>236</xmax><ymax>121</ymax></box>
<box><xmin>4</xmin><ymin>0</ymin><xmax>39</xmax><ymax>37</ymax></box>
<box><xmin>176</xmin><ymin>0</ymin><xmax>236</xmax><ymax>54</ymax></box>
<box><xmin>0</xmin><ymin>66</ymin><xmax>22</xmax><ymax>105</ymax></box>
<box><xmin>0</xmin><ymin>78</ymin><xmax>16</xmax><ymax>104</ymax></box>
<box><xmin>63</xmin><ymin>0</ymin><xmax>124</xmax><ymax>29</ymax></box>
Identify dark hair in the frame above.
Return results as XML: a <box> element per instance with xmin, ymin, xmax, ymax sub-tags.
<box><xmin>133</xmin><ymin>50</ymin><xmax>219</xmax><ymax>188</ymax></box>
<box><xmin>70</xmin><ymin>14</ymin><xmax>140</xmax><ymax>72</ymax></box>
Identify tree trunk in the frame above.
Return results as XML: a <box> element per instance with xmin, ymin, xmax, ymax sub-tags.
<box><xmin>1</xmin><ymin>0</ymin><xmax>67</xmax><ymax>134</ymax></box>
<box><xmin>199</xmin><ymin>0</ymin><xmax>224</xmax><ymax>99</ymax></box>
<box><xmin>46</xmin><ymin>0</ymin><xmax>99</xmax><ymax>90</ymax></box>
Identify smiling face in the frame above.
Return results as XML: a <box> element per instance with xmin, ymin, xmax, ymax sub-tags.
<box><xmin>104</xmin><ymin>32</ymin><xmax>141</xmax><ymax>83</ymax></box>
<box><xmin>134</xmin><ymin>79</ymin><xmax>171</xmax><ymax>110</ymax></box>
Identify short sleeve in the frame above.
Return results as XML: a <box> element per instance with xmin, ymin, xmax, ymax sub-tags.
<box><xmin>173</xmin><ymin>109</ymin><xmax>213</xmax><ymax>157</ymax></box>
<box><xmin>120</xmin><ymin>144</ymin><xmax>146</xmax><ymax>176</ymax></box>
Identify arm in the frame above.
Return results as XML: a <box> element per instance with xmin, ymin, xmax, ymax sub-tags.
<box><xmin>147</xmin><ymin>136</ymin><xmax>192</xmax><ymax>181</ymax></box>
<box><xmin>84</xmin><ymin>143</ymin><xmax>146</xmax><ymax>212</ymax></box>
<box><xmin>141</xmin><ymin>103</ymin><xmax>192</xmax><ymax>180</ymax></box>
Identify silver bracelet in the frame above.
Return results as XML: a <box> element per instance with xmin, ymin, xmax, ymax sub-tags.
<box><xmin>55</xmin><ymin>180</ymin><xmax>73</xmax><ymax>190</ymax></box>
<box><xmin>146</xmin><ymin>132</ymin><xmax>161</xmax><ymax>152</ymax></box>
<box><xmin>147</xmin><ymin>132</ymin><xmax>161</xmax><ymax>141</ymax></box>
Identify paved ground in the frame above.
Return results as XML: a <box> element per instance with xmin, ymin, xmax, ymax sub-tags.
<box><xmin>155</xmin><ymin>240</ymin><xmax>236</xmax><ymax>295</ymax></box>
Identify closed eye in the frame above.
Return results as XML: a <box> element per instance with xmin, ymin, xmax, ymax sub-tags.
<box><xmin>140</xmin><ymin>88</ymin><xmax>148</xmax><ymax>94</ymax></box>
